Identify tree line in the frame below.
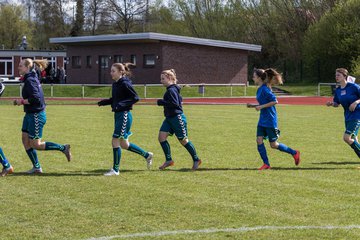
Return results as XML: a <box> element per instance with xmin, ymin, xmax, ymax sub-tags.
<box><xmin>0</xmin><ymin>0</ymin><xmax>359</xmax><ymax>82</ymax></box>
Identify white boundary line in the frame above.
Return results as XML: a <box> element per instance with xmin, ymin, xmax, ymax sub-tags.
<box><xmin>86</xmin><ymin>225</ymin><xmax>360</xmax><ymax>240</ymax></box>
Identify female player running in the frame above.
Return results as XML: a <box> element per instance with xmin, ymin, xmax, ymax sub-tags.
<box><xmin>98</xmin><ymin>63</ymin><xmax>153</xmax><ymax>176</ymax></box>
<box><xmin>157</xmin><ymin>69</ymin><xmax>201</xmax><ymax>170</ymax></box>
<box><xmin>0</xmin><ymin>83</ymin><xmax>14</xmax><ymax>176</ymax></box>
<box><xmin>326</xmin><ymin>68</ymin><xmax>360</xmax><ymax>159</ymax></box>
<box><xmin>14</xmin><ymin>59</ymin><xmax>71</xmax><ymax>174</ymax></box>
<box><xmin>247</xmin><ymin>68</ymin><xmax>300</xmax><ymax>170</ymax></box>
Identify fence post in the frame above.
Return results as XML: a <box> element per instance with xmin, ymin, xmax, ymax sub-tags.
<box><xmin>51</xmin><ymin>84</ymin><xmax>54</xmax><ymax>97</ymax></box>
<box><xmin>317</xmin><ymin>83</ymin><xmax>320</xmax><ymax>96</ymax></box>
<box><xmin>144</xmin><ymin>84</ymin><xmax>147</xmax><ymax>99</ymax></box>
<box><xmin>82</xmin><ymin>84</ymin><xmax>85</xmax><ymax>98</ymax></box>
<box><xmin>230</xmin><ymin>84</ymin><xmax>233</xmax><ymax>97</ymax></box>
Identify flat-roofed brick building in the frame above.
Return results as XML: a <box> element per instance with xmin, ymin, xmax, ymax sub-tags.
<box><xmin>50</xmin><ymin>32</ymin><xmax>261</xmax><ymax>84</ymax></box>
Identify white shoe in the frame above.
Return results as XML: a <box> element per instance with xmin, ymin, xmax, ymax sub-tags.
<box><xmin>146</xmin><ymin>152</ymin><xmax>153</xmax><ymax>170</ymax></box>
<box><xmin>104</xmin><ymin>169</ymin><xmax>119</xmax><ymax>176</ymax></box>
<box><xmin>27</xmin><ymin>167</ymin><xmax>43</xmax><ymax>174</ymax></box>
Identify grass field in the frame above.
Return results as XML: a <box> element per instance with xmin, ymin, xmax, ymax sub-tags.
<box><xmin>1</xmin><ymin>103</ymin><xmax>360</xmax><ymax>239</ymax></box>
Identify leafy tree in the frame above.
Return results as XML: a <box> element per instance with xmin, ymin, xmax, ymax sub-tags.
<box><xmin>32</xmin><ymin>0</ymin><xmax>71</xmax><ymax>49</ymax></box>
<box><xmin>0</xmin><ymin>4</ymin><xmax>30</xmax><ymax>49</ymax></box>
<box><xmin>303</xmin><ymin>0</ymin><xmax>360</xmax><ymax>81</ymax></box>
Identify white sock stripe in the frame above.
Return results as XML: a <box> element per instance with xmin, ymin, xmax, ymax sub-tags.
<box><xmin>85</xmin><ymin>225</ymin><xmax>360</xmax><ymax>240</ymax></box>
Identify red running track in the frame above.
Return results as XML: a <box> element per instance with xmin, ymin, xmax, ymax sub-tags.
<box><xmin>141</xmin><ymin>96</ymin><xmax>331</xmax><ymax>106</ymax></box>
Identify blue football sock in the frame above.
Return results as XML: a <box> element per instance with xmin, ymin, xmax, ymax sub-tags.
<box><xmin>113</xmin><ymin>147</ymin><xmax>121</xmax><ymax>172</ymax></box>
<box><xmin>45</xmin><ymin>142</ymin><xmax>65</xmax><ymax>151</ymax></box>
<box><xmin>257</xmin><ymin>143</ymin><xmax>270</xmax><ymax>166</ymax></box>
<box><xmin>277</xmin><ymin>143</ymin><xmax>296</xmax><ymax>155</ymax></box>
<box><xmin>26</xmin><ymin>148</ymin><xmax>41</xmax><ymax>169</ymax></box>
<box><xmin>350</xmin><ymin>141</ymin><xmax>360</xmax><ymax>158</ymax></box>
<box><xmin>127</xmin><ymin>143</ymin><xmax>148</xmax><ymax>158</ymax></box>
<box><xmin>184</xmin><ymin>141</ymin><xmax>199</xmax><ymax>161</ymax></box>
<box><xmin>160</xmin><ymin>141</ymin><xmax>172</xmax><ymax>162</ymax></box>
<box><xmin>0</xmin><ymin>147</ymin><xmax>10</xmax><ymax>169</ymax></box>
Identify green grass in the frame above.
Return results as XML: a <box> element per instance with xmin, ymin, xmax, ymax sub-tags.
<box><xmin>1</xmin><ymin>104</ymin><xmax>360</xmax><ymax>239</ymax></box>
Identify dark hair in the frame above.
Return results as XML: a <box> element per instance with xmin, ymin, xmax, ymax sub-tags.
<box><xmin>253</xmin><ymin>68</ymin><xmax>266</xmax><ymax>81</ymax></box>
<box><xmin>264</xmin><ymin>68</ymin><xmax>283</xmax><ymax>85</ymax></box>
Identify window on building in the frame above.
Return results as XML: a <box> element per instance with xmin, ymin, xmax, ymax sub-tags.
<box><xmin>143</xmin><ymin>54</ymin><xmax>156</xmax><ymax>68</ymax></box>
<box><xmin>44</xmin><ymin>57</ymin><xmax>56</xmax><ymax>69</ymax></box>
<box><xmin>72</xmin><ymin>56</ymin><xmax>81</xmax><ymax>68</ymax></box>
<box><xmin>86</xmin><ymin>56</ymin><xmax>92</xmax><ymax>68</ymax></box>
<box><xmin>130</xmin><ymin>55</ymin><xmax>136</xmax><ymax>65</ymax></box>
<box><xmin>100</xmin><ymin>56</ymin><xmax>109</xmax><ymax>69</ymax></box>
<box><xmin>114</xmin><ymin>55</ymin><xmax>123</xmax><ymax>63</ymax></box>
<box><xmin>0</xmin><ymin>57</ymin><xmax>13</xmax><ymax>76</ymax></box>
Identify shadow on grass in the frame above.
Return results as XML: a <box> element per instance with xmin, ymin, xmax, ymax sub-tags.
<box><xmin>165</xmin><ymin>167</ymin><xmax>345</xmax><ymax>172</ymax></box>
<box><xmin>312</xmin><ymin>161</ymin><xmax>360</xmax><ymax>165</ymax></box>
<box><xmin>9</xmin><ymin>166</ymin><xmax>353</xmax><ymax>176</ymax></box>
<box><xmin>11</xmin><ymin>168</ymin><xmax>147</xmax><ymax>177</ymax></box>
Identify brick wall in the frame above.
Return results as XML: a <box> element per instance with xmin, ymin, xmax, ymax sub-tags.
<box><xmin>65</xmin><ymin>41</ymin><xmax>249</xmax><ymax>84</ymax></box>
<box><xmin>161</xmin><ymin>42</ymin><xmax>248</xmax><ymax>84</ymax></box>
<box><xmin>66</xmin><ymin>42</ymin><xmax>162</xmax><ymax>84</ymax></box>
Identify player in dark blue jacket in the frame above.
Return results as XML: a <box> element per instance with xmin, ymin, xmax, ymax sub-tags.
<box><xmin>327</xmin><ymin>68</ymin><xmax>360</xmax><ymax>159</ymax></box>
<box><xmin>0</xmin><ymin>83</ymin><xmax>14</xmax><ymax>176</ymax></box>
<box><xmin>98</xmin><ymin>63</ymin><xmax>153</xmax><ymax>176</ymax></box>
<box><xmin>157</xmin><ymin>69</ymin><xmax>201</xmax><ymax>170</ymax></box>
<box><xmin>14</xmin><ymin>59</ymin><xmax>71</xmax><ymax>174</ymax></box>
<box><xmin>247</xmin><ymin>68</ymin><xmax>300</xmax><ymax>170</ymax></box>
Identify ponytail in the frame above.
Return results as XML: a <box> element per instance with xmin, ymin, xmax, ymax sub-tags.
<box><xmin>264</xmin><ymin>68</ymin><xmax>283</xmax><ymax>85</ymax></box>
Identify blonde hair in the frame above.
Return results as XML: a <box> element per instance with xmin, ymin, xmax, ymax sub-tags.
<box><xmin>22</xmin><ymin>58</ymin><xmax>48</xmax><ymax>70</ymax></box>
<box><xmin>112</xmin><ymin>62</ymin><xmax>135</xmax><ymax>77</ymax></box>
<box><xmin>336</xmin><ymin>68</ymin><xmax>348</xmax><ymax>78</ymax></box>
<box><xmin>161</xmin><ymin>69</ymin><xmax>177</xmax><ymax>84</ymax></box>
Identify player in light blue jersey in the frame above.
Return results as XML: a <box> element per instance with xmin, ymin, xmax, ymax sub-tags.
<box><xmin>327</xmin><ymin>68</ymin><xmax>360</xmax><ymax>159</ymax></box>
<box><xmin>247</xmin><ymin>68</ymin><xmax>300</xmax><ymax>170</ymax></box>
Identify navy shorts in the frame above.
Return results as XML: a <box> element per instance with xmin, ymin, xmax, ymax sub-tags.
<box><xmin>345</xmin><ymin>120</ymin><xmax>360</xmax><ymax>138</ymax></box>
<box><xmin>257</xmin><ymin>126</ymin><xmax>280</xmax><ymax>142</ymax></box>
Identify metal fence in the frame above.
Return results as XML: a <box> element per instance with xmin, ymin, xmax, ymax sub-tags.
<box><xmin>317</xmin><ymin>83</ymin><xmax>336</xmax><ymax>96</ymax></box>
<box><xmin>11</xmin><ymin>83</ymin><xmax>248</xmax><ymax>98</ymax></box>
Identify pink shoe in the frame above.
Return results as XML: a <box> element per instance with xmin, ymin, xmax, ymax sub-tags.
<box><xmin>258</xmin><ymin>164</ymin><xmax>271</xmax><ymax>170</ymax></box>
<box><xmin>159</xmin><ymin>160</ymin><xmax>174</xmax><ymax>170</ymax></box>
<box><xmin>293</xmin><ymin>150</ymin><xmax>300</xmax><ymax>166</ymax></box>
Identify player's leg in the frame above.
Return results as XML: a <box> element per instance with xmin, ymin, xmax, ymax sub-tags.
<box><xmin>103</xmin><ymin>137</ymin><xmax>121</xmax><ymax>176</ymax></box>
<box><xmin>257</xmin><ymin>126</ymin><xmax>271</xmax><ymax>170</ymax></box>
<box><xmin>344</xmin><ymin>121</ymin><xmax>360</xmax><ymax>158</ymax></box>
<box><xmin>22</xmin><ymin>114</ymin><xmax>41</xmax><ymax>173</ymax></box>
<box><xmin>172</xmin><ymin>114</ymin><xmax>201</xmax><ymax>169</ymax></box>
<box><xmin>268</xmin><ymin>128</ymin><xmax>300</xmax><ymax>166</ymax></box>
<box><xmin>29</xmin><ymin>111</ymin><xmax>71</xmax><ymax>161</ymax></box>
<box><xmin>158</xmin><ymin>119</ymin><xmax>174</xmax><ymax>170</ymax></box>
<box><xmin>117</xmin><ymin>111</ymin><xmax>152</xmax><ymax>168</ymax></box>
<box><xmin>0</xmin><ymin>147</ymin><xmax>13</xmax><ymax>176</ymax></box>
